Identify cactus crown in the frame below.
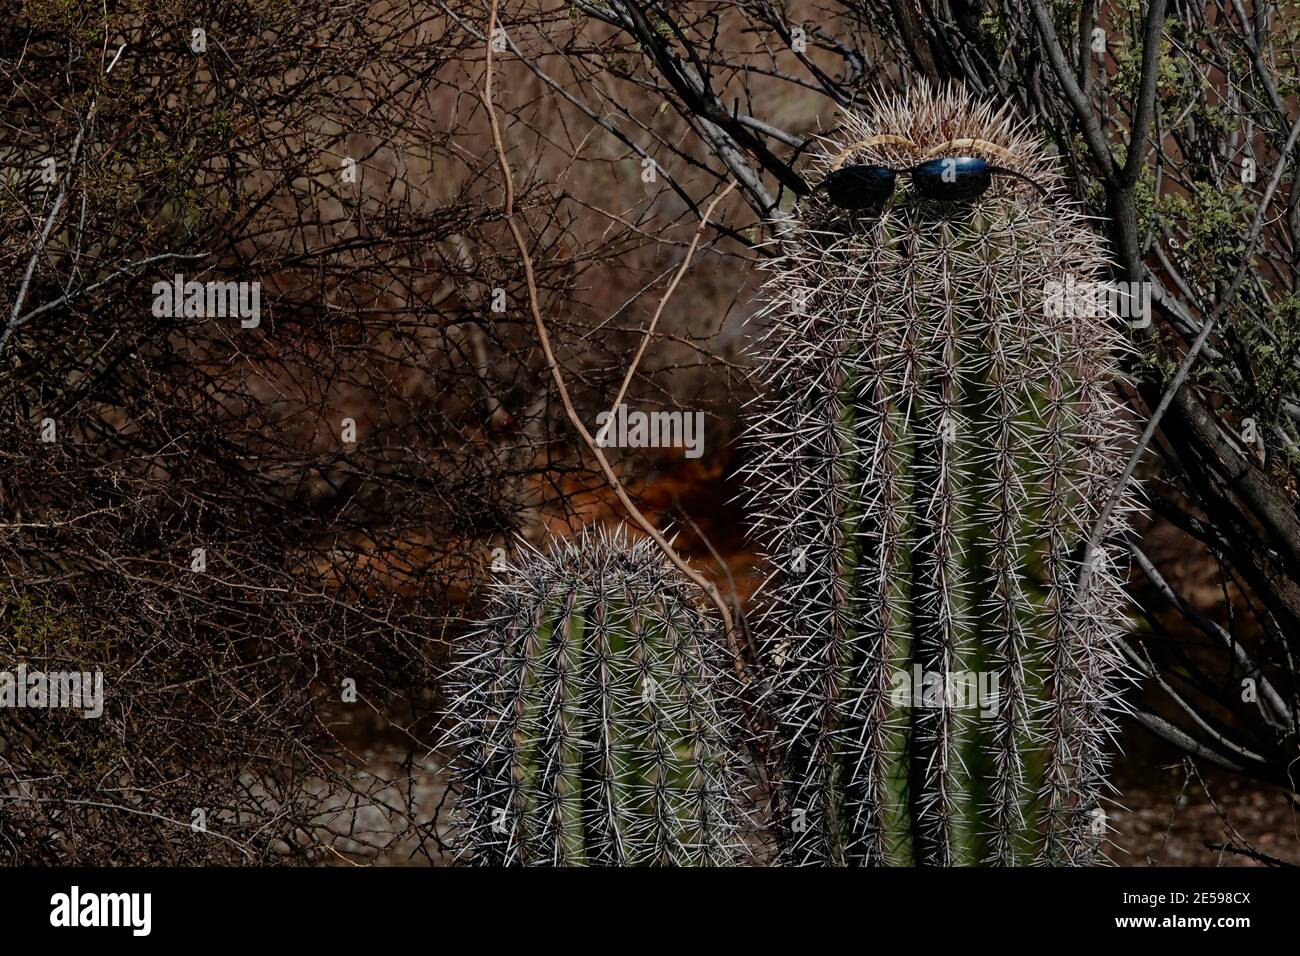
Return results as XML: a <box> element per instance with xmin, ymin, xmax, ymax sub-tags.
<box><xmin>743</xmin><ymin>85</ymin><xmax>1140</xmax><ymax>866</ymax></box>
<box><xmin>444</xmin><ymin>528</ymin><xmax>746</xmax><ymax>866</ymax></box>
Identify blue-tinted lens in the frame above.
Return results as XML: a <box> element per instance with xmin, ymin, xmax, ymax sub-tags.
<box><xmin>821</xmin><ymin>165</ymin><xmax>897</xmax><ymax>210</ymax></box>
<box><xmin>910</xmin><ymin>157</ymin><xmax>992</xmax><ymax>201</ymax></box>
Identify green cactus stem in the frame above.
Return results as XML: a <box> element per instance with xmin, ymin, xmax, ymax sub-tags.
<box><xmin>743</xmin><ymin>86</ymin><xmax>1140</xmax><ymax>866</ymax></box>
<box><xmin>444</xmin><ymin>528</ymin><xmax>745</xmax><ymax>866</ymax></box>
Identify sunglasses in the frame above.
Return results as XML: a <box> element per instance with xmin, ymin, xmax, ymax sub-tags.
<box><xmin>817</xmin><ymin>135</ymin><xmax>1048</xmax><ymax>210</ymax></box>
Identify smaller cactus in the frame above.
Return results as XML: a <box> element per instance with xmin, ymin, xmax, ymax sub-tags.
<box><xmin>443</xmin><ymin>528</ymin><xmax>746</xmax><ymax>865</ymax></box>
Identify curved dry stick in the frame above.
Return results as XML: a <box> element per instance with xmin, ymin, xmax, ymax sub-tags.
<box><xmin>601</xmin><ymin>182</ymin><xmax>737</xmax><ymax>426</ymax></box>
<box><xmin>1</xmin><ymin>115</ymin><xmax>90</xmax><ymax>357</ymax></box>
<box><xmin>479</xmin><ymin>0</ymin><xmax>746</xmax><ymax>681</ymax></box>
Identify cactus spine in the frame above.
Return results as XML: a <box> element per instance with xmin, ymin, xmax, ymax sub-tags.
<box><xmin>445</xmin><ymin>529</ymin><xmax>744</xmax><ymax>865</ymax></box>
<box><xmin>743</xmin><ymin>87</ymin><xmax>1139</xmax><ymax>866</ymax></box>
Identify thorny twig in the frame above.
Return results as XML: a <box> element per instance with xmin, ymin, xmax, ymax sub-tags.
<box><xmin>478</xmin><ymin>0</ymin><xmax>750</xmax><ymax>685</ymax></box>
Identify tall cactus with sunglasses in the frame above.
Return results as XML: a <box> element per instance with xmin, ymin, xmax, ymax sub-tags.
<box><xmin>743</xmin><ymin>86</ymin><xmax>1140</xmax><ymax>866</ymax></box>
<box><xmin>443</xmin><ymin>528</ymin><xmax>745</xmax><ymax>866</ymax></box>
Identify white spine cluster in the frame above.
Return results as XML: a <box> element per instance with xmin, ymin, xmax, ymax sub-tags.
<box><xmin>444</xmin><ymin>528</ymin><xmax>745</xmax><ymax>866</ymax></box>
<box><xmin>742</xmin><ymin>86</ymin><xmax>1141</xmax><ymax>866</ymax></box>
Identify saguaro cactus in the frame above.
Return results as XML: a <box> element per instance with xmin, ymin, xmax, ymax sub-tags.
<box><xmin>444</xmin><ymin>529</ymin><xmax>744</xmax><ymax>865</ymax></box>
<box><xmin>743</xmin><ymin>86</ymin><xmax>1139</xmax><ymax>866</ymax></box>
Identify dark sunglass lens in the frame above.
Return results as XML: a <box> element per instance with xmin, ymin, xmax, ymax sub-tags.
<box><xmin>910</xmin><ymin>157</ymin><xmax>992</xmax><ymax>201</ymax></box>
<box><xmin>820</xmin><ymin>165</ymin><xmax>897</xmax><ymax>210</ymax></box>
